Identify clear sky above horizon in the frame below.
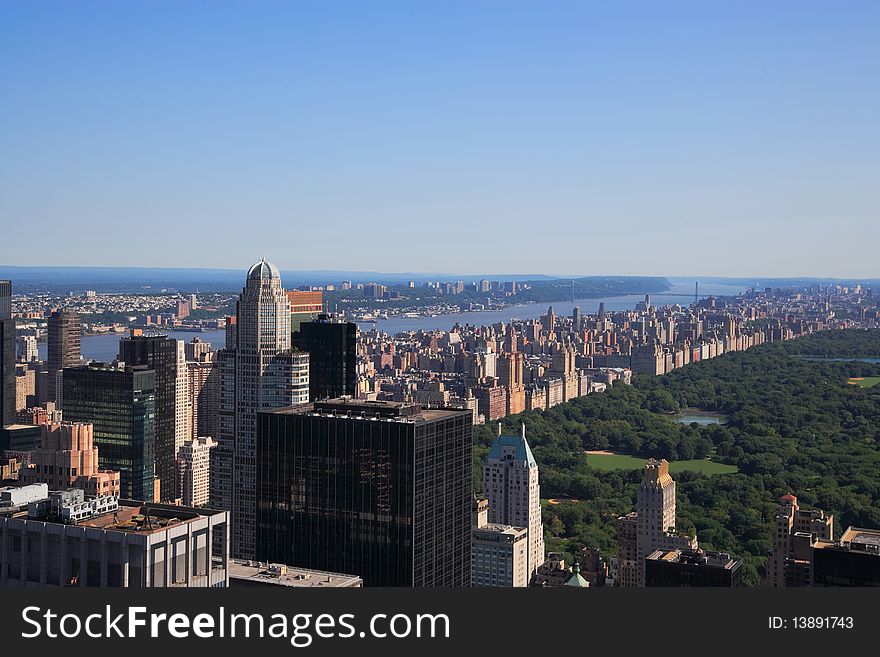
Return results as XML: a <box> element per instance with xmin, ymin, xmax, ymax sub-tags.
<box><xmin>1</xmin><ymin>1</ymin><xmax>878</xmax><ymax>277</ymax></box>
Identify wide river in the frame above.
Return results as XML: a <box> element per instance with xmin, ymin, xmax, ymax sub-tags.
<box><xmin>42</xmin><ymin>281</ymin><xmax>743</xmax><ymax>362</ymax></box>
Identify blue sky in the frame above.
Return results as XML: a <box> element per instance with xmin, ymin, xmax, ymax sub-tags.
<box><xmin>1</xmin><ymin>1</ymin><xmax>878</xmax><ymax>276</ymax></box>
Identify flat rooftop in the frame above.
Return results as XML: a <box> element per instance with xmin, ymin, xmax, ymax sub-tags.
<box><xmin>266</xmin><ymin>398</ymin><xmax>470</xmax><ymax>423</ymax></box>
<box><xmin>816</xmin><ymin>526</ymin><xmax>880</xmax><ymax>553</ymax></box>
<box><xmin>840</xmin><ymin>526</ymin><xmax>880</xmax><ymax>547</ymax></box>
<box><xmin>647</xmin><ymin>549</ymin><xmax>739</xmax><ymax>569</ymax></box>
<box><xmin>228</xmin><ymin>561</ymin><xmax>362</xmax><ymax>588</ymax></box>
<box><xmin>77</xmin><ymin>502</ymin><xmax>225</xmax><ymax>534</ymax></box>
<box><xmin>474</xmin><ymin>523</ymin><xmax>528</xmax><ymax>538</ymax></box>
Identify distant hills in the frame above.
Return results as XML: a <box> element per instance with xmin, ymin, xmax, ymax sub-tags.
<box><xmin>0</xmin><ymin>266</ymin><xmax>874</xmax><ymax>295</ymax></box>
<box><xmin>0</xmin><ymin>266</ymin><xmax>562</xmax><ymax>293</ymax></box>
<box><xmin>670</xmin><ymin>276</ymin><xmax>880</xmax><ymax>289</ymax></box>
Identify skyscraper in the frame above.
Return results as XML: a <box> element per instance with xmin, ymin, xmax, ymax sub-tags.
<box><xmin>233</xmin><ymin>259</ymin><xmax>309</xmax><ymax>559</ymax></box>
<box><xmin>286</xmin><ymin>289</ymin><xmax>323</xmax><ymax>333</ymax></box>
<box><xmin>62</xmin><ymin>363</ymin><xmax>156</xmax><ymax>501</ymax></box>
<box><xmin>187</xmin><ymin>354</ymin><xmax>219</xmax><ymax>441</ymax></box>
<box><xmin>256</xmin><ymin>399</ymin><xmax>472</xmax><ymax>587</ymax></box>
<box><xmin>118</xmin><ymin>333</ymin><xmax>179</xmax><ymax>501</ymax></box>
<box><xmin>636</xmin><ymin>458</ymin><xmax>679</xmax><ymax>586</ymax></box>
<box><xmin>174</xmin><ymin>339</ymin><xmax>191</xmax><ymax>462</ymax></box>
<box><xmin>177</xmin><ymin>436</ymin><xmax>216</xmax><ymax>507</ymax></box>
<box><xmin>46</xmin><ymin>310</ymin><xmax>81</xmax><ymax>405</ymax></box>
<box><xmin>210</xmin><ymin>347</ymin><xmax>236</xmax><ymax>515</ymax></box>
<box><xmin>0</xmin><ymin>280</ymin><xmax>13</xmax><ymax>428</ymax></box>
<box><xmin>482</xmin><ymin>423</ymin><xmax>545</xmax><ymax>581</ymax></box>
<box><xmin>616</xmin><ymin>458</ymin><xmax>697</xmax><ymax>587</ymax></box>
<box><xmin>767</xmin><ymin>494</ymin><xmax>834</xmax><ymax>587</ymax></box>
<box><xmin>0</xmin><ymin>280</ymin><xmax>10</xmax><ymax>320</ymax></box>
<box><xmin>293</xmin><ymin>314</ymin><xmax>358</xmax><ymax>401</ymax></box>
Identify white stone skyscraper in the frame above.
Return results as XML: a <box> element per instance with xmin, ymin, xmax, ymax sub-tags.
<box><xmin>174</xmin><ymin>339</ymin><xmax>192</xmax><ymax>463</ymax></box>
<box><xmin>178</xmin><ymin>436</ymin><xmax>216</xmax><ymax>507</ymax></box>
<box><xmin>483</xmin><ymin>423</ymin><xmax>545</xmax><ymax>581</ymax></box>
<box><xmin>232</xmin><ymin>259</ymin><xmax>309</xmax><ymax>559</ymax></box>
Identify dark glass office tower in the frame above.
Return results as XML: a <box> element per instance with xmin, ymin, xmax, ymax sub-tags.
<box><xmin>62</xmin><ymin>363</ymin><xmax>156</xmax><ymax>501</ymax></box>
<box><xmin>118</xmin><ymin>334</ymin><xmax>177</xmax><ymax>500</ymax></box>
<box><xmin>256</xmin><ymin>399</ymin><xmax>472</xmax><ymax>587</ymax></box>
<box><xmin>0</xmin><ymin>321</ymin><xmax>14</xmax><ymax>428</ymax></box>
<box><xmin>0</xmin><ymin>280</ymin><xmax>10</xmax><ymax>320</ymax></box>
<box><xmin>0</xmin><ymin>280</ymin><xmax>14</xmax><ymax>428</ymax></box>
<box><xmin>46</xmin><ymin>310</ymin><xmax>81</xmax><ymax>404</ymax></box>
<box><xmin>293</xmin><ymin>315</ymin><xmax>357</xmax><ymax>401</ymax></box>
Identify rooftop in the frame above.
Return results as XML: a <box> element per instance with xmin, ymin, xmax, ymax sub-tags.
<box><xmin>266</xmin><ymin>398</ymin><xmax>470</xmax><ymax>423</ymax></box>
<box><xmin>473</xmin><ymin>523</ymin><xmax>528</xmax><ymax>538</ymax></box>
<box><xmin>646</xmin><ymin>548</ymin><xmax>740</xmax><ymax>569</ymax></box>
<box><xmin>488</xmin><ymin>424</ymin><xmax>536</xmax><ymax>466</ymax></box>
<box><xmin>247</xmin><ymin>259</ymin><xmax>281</xmax><ymax>283</ymax></box>
<box><xmin>816</xmin><ymin>526</ymin><xmax>880</xmax><ymax>554</ymax></box>
<box><xmin>77</xmin><ymin>501</ymin><xmax>225</xmax><ymax>534</ymax></box>
<box><xmin>228</xmin><ymin>561</ymin><xmax>362</xmax><ymax>588</ymax></box>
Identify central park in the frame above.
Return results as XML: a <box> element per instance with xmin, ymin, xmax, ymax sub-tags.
<box><xmin>473</xmin><ymin>329</ymin><xmax>880</xmax><ymax>585</ymax></box>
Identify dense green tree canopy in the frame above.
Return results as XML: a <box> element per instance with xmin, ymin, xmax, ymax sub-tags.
<box><xmin>474</xmin><ymin>329</ymin><xmax>880</xmax><ymax>586</ymax></box>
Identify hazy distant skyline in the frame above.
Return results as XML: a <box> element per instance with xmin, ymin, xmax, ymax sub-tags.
<box><xmin>1</xmin><ymin>1</ymin><xmax>878</xmax><ymax>277</ymax></box>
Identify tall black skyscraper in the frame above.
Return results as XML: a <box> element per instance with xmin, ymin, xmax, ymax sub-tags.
<box><xmin>0</xmin><ymin>280</ymin><xmax>10</xmax><ymax>320</ymax></box>
<box><xmin>256</xmin><ymin>399</ymin><xmax>472</xmax><ymax>587</ymax></box>
<box><xmin>62</xmin><ymin>363</ymin><xmax>156</xmax><ymax>501</ymax></box>
<box><xmin>0</xmin><ymin>280</ymin><xmax>14</xmax><ymax>428</ymax></box>
<box><xmin>293</xmin><ymin>315</ymin><xmax>358</xmax><ymax>401</ymax></box>
<box><xmin>118</xmin><ymin>334</ymin><xmax>178</xmax><ymax>500</ymax></box>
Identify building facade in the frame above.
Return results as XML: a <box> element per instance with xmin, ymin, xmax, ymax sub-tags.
<box><xmin>482</xmin><ymin>423</ymin><xmax>545</xmax><ymax>580</ymax></box>
<box><xmin>62</xmin><ymin>364</ymin><xmax>156</xmax><ymax>502</ymax></box>
<box><xmin>0</xmin><ymin>500</ymin><xmax>229</xmax><ymax>588</ymax></box>
<box><xmin>812</xmin><ymin>527</ymin><xmax>880</xmax><ymax>586</ymax></box>
<box><xmin>0</xmin><ymin>316</ymin><xmax>13</xmax><ymax>429</ymax></box>
<box><xmin>177</xmin><ymin>436</ymin><xmax>215</xmax><ymax>507</ymax></box>
<box><xmin>18</xmin><ymin>422</ymin><xmax>120</xmax><ymax>497</ymax></box>
<box><xmin>210</xmin><ymin>348</ymin><xmax>236</xmax><ymax>515</ymax></box>
<box><xmin>635</xmin><ymin>458</ymin><xmax>678</xmax><ymax>586</ymax></box>
<box><xmin>645</xmin><ymin>548</ymin><xmax>743</xmax><ymax>587</ymax></box>
<box><xmin>293</xmin><ymin>315</ymin><xmax>358</xmax><ymax>401</ymax></box>
<box><xmin>118</xmin><ymin>334</ymin><xmax>179</xmax><ymax>501</ymax></box>
<box><xmin>471</xmin><ymin>496</ymin><xmax>528</xmax><ymax>588</ymax></box>
<box><xmin>46</xmin><ymin>310</ymin><xmax>81</xmax><ymax>405</ymax></box>
<box><xmin>233</xmin><ymin>260</ymin><xmax>308</xmax><ymax>559</ymax></box>
<box><xmin>256</xmin><ymin>399</ymin><xmax>472</xmax><ymax>587</ymax></box>
<box><xmin>0</xmin><ymin>281</ymin><xmax>15</xmax><ymax>429</ymax></box>
<box><xmin>767</xmin><ymin>494</ymin><xmax>834</xmax><ymax>587</ymax></box>
<box><xmin>186</xmin><ymin>356</ymin><xmax>219</xmax><ymax>441</ymax></box>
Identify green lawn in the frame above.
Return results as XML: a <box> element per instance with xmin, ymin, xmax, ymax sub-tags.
<box><xmin>585</xmin><ymin>452</ymin><xmax>738</xmax><ymax>475</ymax></box>
<box><xmin>848</xmin><ymin>376</ymin><xmax>880</xmax><ymax>388</ymax></box>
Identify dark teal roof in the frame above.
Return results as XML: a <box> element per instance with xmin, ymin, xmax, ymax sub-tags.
<box><xmin>488</xmin><ymin>431</ymin><xmax>537</xmax><ymax>467</ymax></box>
<box><xmin>564</xmin><ymin>563</ymin><xmax>589</xmax><ymax>587</ymax></box>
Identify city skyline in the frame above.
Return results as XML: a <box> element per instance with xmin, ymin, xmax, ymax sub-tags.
<box><xmin>0</xmin><ymin>264</ymin><xmax>877</xmax><ymax>287</ymax></box>
<box><xmin>2</xmin><ymin>1</ymin><xmax>878</xmax><ymax>276</ymax></box>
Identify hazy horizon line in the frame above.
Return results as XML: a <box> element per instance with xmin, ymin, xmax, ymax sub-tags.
<box><xmin>0</xmin><ymin>265</ymin><xmax>876</xmax><ymax>283</ymax></box>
